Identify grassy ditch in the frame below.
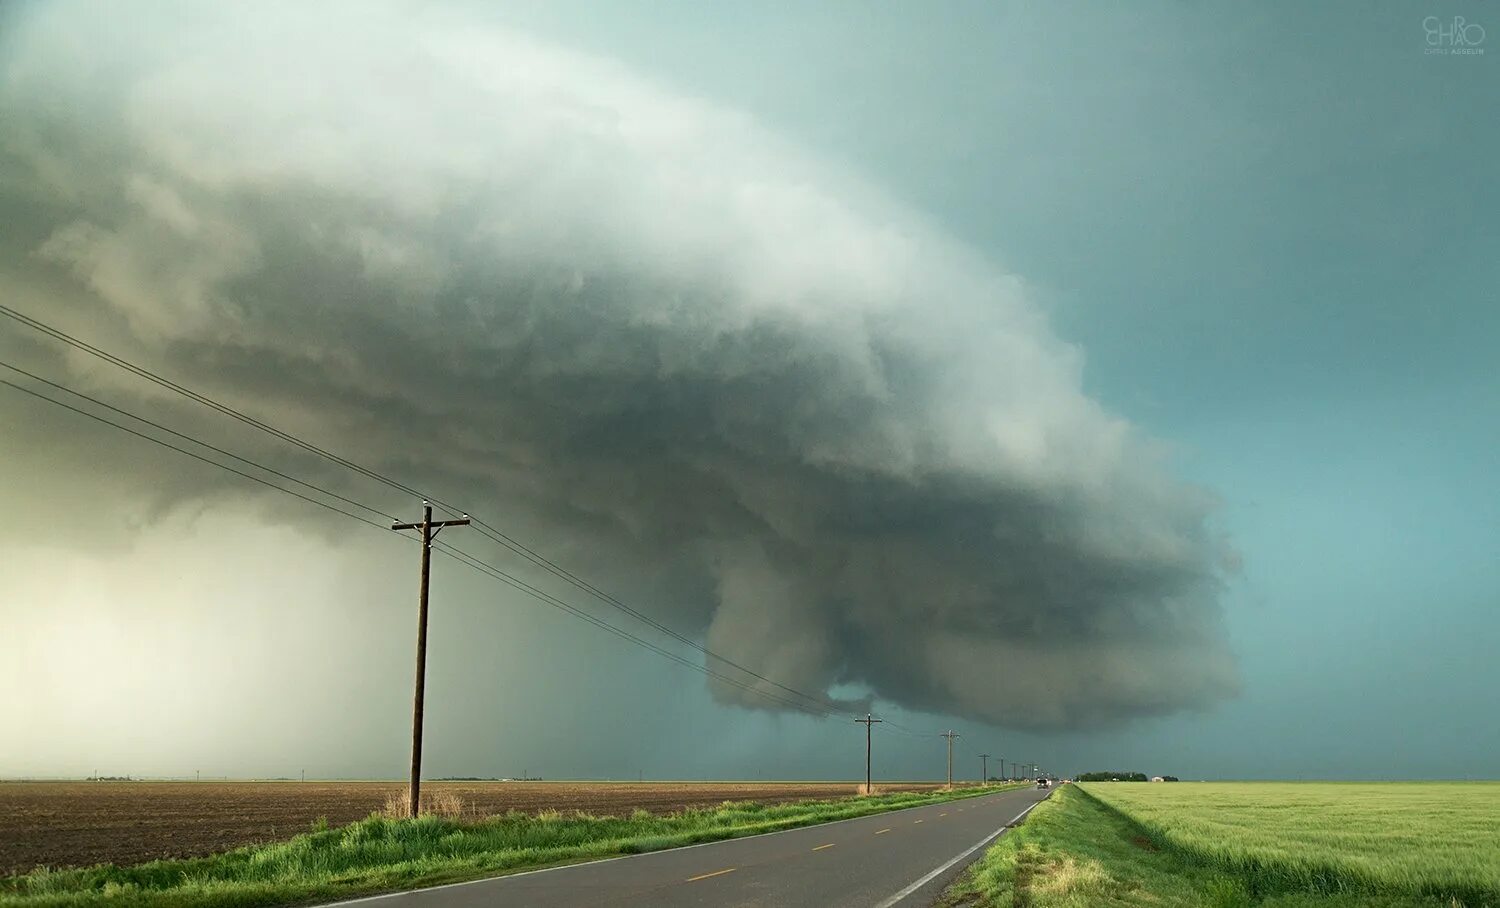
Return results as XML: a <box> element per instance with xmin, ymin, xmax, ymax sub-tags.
<box><xmin>2</xmin><ymin>783</ymin><xmax>1022</xmax><ymax>907</ymax></box>
<box><xmin>941</xmin><ymin>783</ymin><xmax>1499</xmax><ymax>908</ymax></box>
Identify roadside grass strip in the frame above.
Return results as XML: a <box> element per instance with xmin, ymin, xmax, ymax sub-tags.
<box><xmin>1</xmin><ymin>784</ymin><xmax>1025</xmax><ymax>907</ymax></box>
<box><xmin>941</xmin><ymin>783</ymin><xmax>1500</xmax><ymax>908</ymax></box>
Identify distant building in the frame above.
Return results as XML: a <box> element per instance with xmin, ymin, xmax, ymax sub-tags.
<box><xmin>1150</xmin><ymin>776</ymin><xmax>1165</xmax><ymax>782</ymax></box>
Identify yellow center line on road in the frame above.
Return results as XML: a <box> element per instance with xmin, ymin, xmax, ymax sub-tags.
<box><xmin>686</xmin><ymin>868</ymin><xmax>737</xmax><ymax>882</ymax></box>
<box><xmin>875</xmin><ymin>828</ymin><xmax>891</xmax><ymax>835</ymax></box>
<box><xmin>812</xmin><ymin>843</ymin><xmax>836</xmax><ymax>851</ymax></box>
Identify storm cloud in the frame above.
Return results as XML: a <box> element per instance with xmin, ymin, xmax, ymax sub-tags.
<box><xmin>0</xmin><ymin>2</ymin><xmax>1237</xmax><ymax>731</ymax></box>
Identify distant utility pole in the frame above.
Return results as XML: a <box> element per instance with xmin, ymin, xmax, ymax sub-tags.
<box><xmin>979</xmin><ymin>753</ymin><xmax>990</xmax><ymax>783</ymax></box>
<box><xmin>941</xmin><ymin>730</ymin><xmax>961</xmax><ymax>787</ymax></box>
<box><xmin>392</xmin><ymin>502</ymin><xmax>470</xmax><ymax>819</ymax></box>
<box><xmin>855</xmin><ymin>714</ymin><xmax>883</xmax><ymax>793</ymax></box>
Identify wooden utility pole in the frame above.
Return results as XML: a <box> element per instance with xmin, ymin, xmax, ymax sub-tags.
<box><xmin>979</xmin><ymin>753</ymin><xmax>990</xmax><ymax>783</ymax></box>
<box><xmin>941</xmin><ymin>730</ymin><xmax>961</xmax><ymax>787</ymax></box>
<box><xmin>855</xmin><ymin>714</ymin><xmax>883</xmax><ymax>793</ymax></box>
<box><xmin>392</xmin><ymin>502</ymin><xmax>469</xmax><ymax>819</ymax></box>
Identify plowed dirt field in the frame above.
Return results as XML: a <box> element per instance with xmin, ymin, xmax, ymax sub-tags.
<box><xmin>1</xmin><ymin>780</ymin><xmax>946</xmax><ymax>875</ymax></box>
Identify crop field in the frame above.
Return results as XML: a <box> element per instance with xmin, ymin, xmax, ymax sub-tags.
<box><xmin>0</xmin><ymin>779</ymin><xmax>946</xmax><ymax>876</ymax></box>
<box><xmin>1084</xmin><ymin>782</ymin><xmax>1500</xmax><ymax>903</ymax></box>
<box><xmin>947</xmin><ymin>781</ymin><xmax>1500</xmax><ymax>907</ymax></box>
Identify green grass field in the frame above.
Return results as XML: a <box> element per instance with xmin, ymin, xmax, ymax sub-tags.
<box><xmin>944</xmin><ymin>782</ymin><xmax>1500</xmax><ymax>908</ymax></box>
<box><xmin>1</xmin><ymin>784</ymin><xmax>1021</xmax><ymax>908</ymax></box>
<box><xmin>1087</xmin><ymin>782</ymin><xmax>1500</xmax><ymax>903</ymax></box>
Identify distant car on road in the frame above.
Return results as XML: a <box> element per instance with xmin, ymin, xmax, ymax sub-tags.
<box><xmin>1036</xmin><ymin>779</ymin><xmax>1050</xmax><ymax>789</ymax></box>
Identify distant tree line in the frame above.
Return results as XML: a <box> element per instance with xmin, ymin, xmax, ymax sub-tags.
<box><xmin>1077</xmin><ymin>771</ymin><xmax>1151</xmax><ymax>782</ymax></box>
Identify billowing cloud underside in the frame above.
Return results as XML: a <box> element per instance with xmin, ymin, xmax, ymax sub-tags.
<box><xmin>0</xmin><ymin>2</ymin><xmax>1237</xmax><ymax>731</ymax></box>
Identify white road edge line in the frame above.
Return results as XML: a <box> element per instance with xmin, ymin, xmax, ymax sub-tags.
<box><xmin>320</xmin><ymin>789</ymin><xmax>1021</xmax><ymax>907</ymax></box>
<box><xmin>871</xmin><ymin>798</ymin><xmax>1045</xmax><ymax>908</ymax></box>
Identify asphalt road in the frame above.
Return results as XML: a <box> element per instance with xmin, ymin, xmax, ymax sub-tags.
<box><xmin>332</xmin><ymin>785</ymin><xmax>1052</xmax><ymax>908</ymax></box>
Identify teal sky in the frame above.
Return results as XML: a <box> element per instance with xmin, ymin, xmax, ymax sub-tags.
<box><xmin>1</xmin><ymin>2</ymin><xmax>1495</xmax><ymax>782</ymax></box>
<box><xmin>482</xmin><ymin>0</ymin><xmax>1499</xmax><ymax>779</ymax></box>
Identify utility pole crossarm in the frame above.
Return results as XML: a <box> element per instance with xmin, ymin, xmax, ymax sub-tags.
<box><xmin>391</xmin><ymin>518</ymin><xmax>471</xmax><ymax>531</ymax></box>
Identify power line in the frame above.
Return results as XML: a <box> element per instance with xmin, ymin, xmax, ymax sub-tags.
<box><xmin>0</xmin><ymin>360</ymin><xmax>398</xmax><ymax>523</ymax></box>
<box><xmin>465</xmin><ymin>518</ymin><xmax>852</xmax><ymax>717</ymax></box>
<box><xmin>879</xmin><ymin>717</ymin><xmax>941</xmax><ymax>738</ymax></box>
<box><xmin>0</xmin><ymin>364</ymin><xmax>841</xmax><ymax>719</ymax></box>
<box><xmin>0</xmin><ymin>303</ymin><xmax>463</xmax><ymax>518</ymax></box>
<box><xmin>435</xmin><ymin>547</ymin><xmax>840</xmax><ymax>718</ymax></box>
<box><xmin>0</xmin><ymin>376</ymin><xmax>391</xmax><ymax>532</ymax></box>
<box><xmin>0</xmin><ymin>305</ymin><xmax>856</xmax><ymax>720</ymax></box>
<box><xmin>433</xmin><ymin>542</ymin><xmax>839</xmax><ymax>718</ymax></box>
